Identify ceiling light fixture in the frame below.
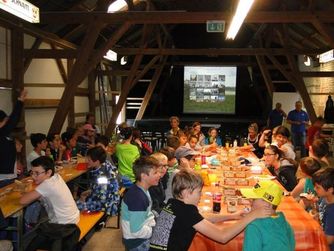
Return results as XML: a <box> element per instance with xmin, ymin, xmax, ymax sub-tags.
<box><xmin>226</xmin><ymin>0</ymin><xmax>254</xmax><ymax>40</ymax></box>
<box><xmin>107</xmin><ymin>0</ymin><xmax>128</xmax><ymax>12</ymax></box>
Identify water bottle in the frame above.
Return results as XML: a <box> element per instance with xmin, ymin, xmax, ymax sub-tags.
<box><xmin>233</xmin><ymin>139</ymin><xmax>238</xmax><ymax>147</ymax></box>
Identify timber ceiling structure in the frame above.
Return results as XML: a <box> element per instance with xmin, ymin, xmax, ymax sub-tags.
<box><xmin>1</xmin><ymin>0</ymin><xmax>334</xmax><ymax>135</ymax></box>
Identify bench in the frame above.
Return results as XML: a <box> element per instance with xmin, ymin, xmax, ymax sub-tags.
<box><xmin>77</xmin><ymin>211</ymin><xmax>105</xmax><ymax>241</ymax></box>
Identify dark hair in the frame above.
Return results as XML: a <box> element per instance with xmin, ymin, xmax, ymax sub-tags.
<box><xmin>192</xmin><ymin>121</ymin><xmax>201</xmax><ymax>129</ymax></box>
<box><xmin>30</xmin><ymin>133</ymin><xmax>47</xmax><ymax>148</ymax></box>
<box><xmin>31</xmin><ymin>156</ymin><xmax>55</xmax><ymax>176</ymax></box>
<box><xmin>159</xmin><ymin>147</ymin><xmax>175</xmax><ymax>161</ymax></box>
<box><xmin>312</xmin><ymin>139</ymin><xmax>329</xmax><ymax>158</ymax></box>
<box><xmin>96</xmin><ymin>135</ymin><xmax>109</xmax><ymax>147</ymax></box>
<box><xmin>312</xmin><ymin>167</ymin><xmax>334</xmax><ymax>193</ymax></box>
<box><xmin>120</xmin><ymin>127</ymin><xmax>133</xmax><ymax>140</ymax></box>
<box><xmin>61</xmin><ymin>130</ymin><xmax>76</xmax><ymax>143</ymax></box>
<box><xmin>87</xmin><ymin>146</ymin><xmax>106</xmax><ymax>163</ymax></box>
<box><xmin>275</xmin><ymin>126</ymin><xmax>290</xmax><ymax>138</ymax></box>
<box><xmin>265</xmin><ymin>144</ymin><xmax>283</xmax><ymax>159</ymax></box>
<box><xmin>133</xmin><ymin>156</ymin><xmax>159</xmax><ymax>181</ymax></box>
<box><xmin>300</xmin><ymin>157</ymin><xmax>321</xmax><ymax>177</ymax></box>
<box><xmin>0</xmin><ymin>110</ymin><xmax>7</xmax><ymax>122</ymax></box>
<box><xmin>166</xmin><ymin>135</ymin><xmax>180</xmax><ymax>150</ymax></box>
<box><xmin>132</xmin><ymin>128</ymin><xmax>141</xmax><ymax>140</ymax></box>
<box><xmin>47</xmin><ymin>133</ymin><xmax>59</xmax><ymax>143</ymax></box>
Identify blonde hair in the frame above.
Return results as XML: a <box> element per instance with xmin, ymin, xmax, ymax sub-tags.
<box><xmin>151</xmin><ymin>152</ymin><xmax>168</xmax><ymax>163</ymax></box>
<box><xmin>172</xmin><ymin>170</ymin><xmax>203</xmax><ymax>199</ymax></box>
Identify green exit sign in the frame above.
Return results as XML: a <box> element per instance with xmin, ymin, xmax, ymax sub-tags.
<box><xmin>206</xmin><ymin>21</ymin><xmax>225</xmax><ymax>33</ymax></box>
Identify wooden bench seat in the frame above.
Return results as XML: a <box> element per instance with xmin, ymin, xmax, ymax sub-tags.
<box><xmin>77</xmin><ymin>211</ymin><xmax>105</xmax><ymax>241</ymax></box>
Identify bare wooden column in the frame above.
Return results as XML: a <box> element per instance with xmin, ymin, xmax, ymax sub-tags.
<box><xmin>11</xmin><ymin>28</ymin><xmax>26</xmax><ymax>159</ymax></box>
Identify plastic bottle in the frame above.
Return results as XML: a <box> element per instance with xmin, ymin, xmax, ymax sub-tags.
<box><xmin>233</xmin><ymin>139</ymin><xmax>238</xmax><ymax>147</ymax></box>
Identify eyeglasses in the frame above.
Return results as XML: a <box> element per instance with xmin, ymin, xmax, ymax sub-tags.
<box><xmin>263</xmin><ymin>153</ymin><xmax>276</xmax><ymax>157</ymax></box>
<box><xmin>30</xmin><ymin>171</ymin><xmax>46</xmax><ymax>177</ymax></box>
<box><xmin>159</xmin><ymin>164</ymin><xmax>169</xmax><ymax>170</ymax></box>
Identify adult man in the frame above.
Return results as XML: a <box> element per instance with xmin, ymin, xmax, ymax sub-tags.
<box><xmin>287</xmin><ymin>101</ymin><xmax>309</xmax><ymax>157</ymax></box>
<box><xmin>267</xmin><ymin>102</ymin><xmax>287</xmax><ymax>129</ymax></box>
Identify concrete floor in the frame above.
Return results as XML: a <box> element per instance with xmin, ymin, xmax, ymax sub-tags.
<box><xmin>82</xmin><ymin>216</ymin><xmax>125</xmax><ymax>251</ymax></box>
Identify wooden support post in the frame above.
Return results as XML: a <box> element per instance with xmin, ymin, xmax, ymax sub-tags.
<box><xmin>23</xmin><ymin>38</ymin><xmax>42</xmax><ymax>73</ymax></box>
<box><xmin>88</xmin><ymin>71</ymin><xmax>97</xmax><ymax>115</ymax></box>
<box><xmin>255</xmin><ymin>55</ymin><xmax>274</xmax><ymax>98</ymax></box>
<box><xmin>135</xmin><ymin>56</ymin><xmax>167</xmax><ymax>120</ymax></box>
<box><xmin>50</xmin><ymin>43</ymin><xmax>68</xmax><ymax>84</ymax></box>
<box><xmin>67</xmin><ymin>59</ymin><xmax>75</xmax><ymax>128</ymax></box>
<box><xmin>11</xmin><ymin>28</ymin><xmax>26</xmax><ymax>164</ymax></box>
<box><xmin>48</xmin><ymin>22</ymin><xmax>130</xmax><ymax>134</ymax></box>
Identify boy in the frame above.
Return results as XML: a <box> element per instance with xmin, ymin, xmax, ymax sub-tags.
<box><xmin>27</xmin><ymin>133</ymin><xmax>48</xmax><ymax>172</ymax></box>
<box><xmin>149</xmin><ymin>170</ymin><xmax>272</xmax><ymax>251</ymax></box>
<box><xmin>77</xmin><ymin>146</ymin><xmax>119</xmax><ymax>216</ymax></box>
<box><xmin>312</xmin><ymin>167</ymin><xmax>334</xmax><ymax>251</ymax></box>
<box><xmin>149</xmin><ymin>152</ymin><xmax>169</xmax><ymax>215</ymax></box>
<box><xmin>20</xmin><ymin>156</ymin><xmax>80</xmax><ymax>250</ymax></box>
<box><xmin>175</xmin><ymin>146</ymin><xmax>199</xmax><ymax>170</ymax></box>
<box><xmin>240</xmin><ymin>180</ymin><xmax>295</xmax><ymax>251</ymax></box>
<box><xmin>121</xmin><ymin>156</ymin><xmax>161</xmax><ymax>251</ymax></box>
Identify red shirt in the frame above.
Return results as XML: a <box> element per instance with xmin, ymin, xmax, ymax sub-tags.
<box><xmin>306</xmin><ymin>126</ymin><xmax>321</xmax><ymax>149</ymax></box>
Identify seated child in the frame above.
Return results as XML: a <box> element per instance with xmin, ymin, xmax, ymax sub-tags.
<box><xmin>174</xmin><ymin>146</ymin><xmax>199</xmax><ymax>170</ymax></box>
<box><xmin>77</xmin><ymin>146</ymin><xmax>119</xmax><ymax>216</ymax></box>
<box><xmin>61</xmin><ymin>130</ymin><xmax>78</xmax><ymax>161</ymax></box>
<box><xmin>149</xmin><ymin>152</ymin><xmax>168</xmax><ymax>215</ymax></box>
<box><xmin>204</xmin><ymin>127</ymin><xmax>222</xmax><ymax>147</ymax></box>
<box><xmin>20</xmin><ymin>156</ymin><xmax>80</xmax><ymax>250</ymax></box>
<box><xmin>121</xmin><ymin>156</ymin><xmax>161</xmax><ymax>251</ymax></box>
<box><xmin>240</xmin><ymin>180</ymin><xmax>295</xmax><ymax>251</ymax></box>
<box><xmin>27</xmin><ymin>133</ymin><xmax>48</xmax><ymax>172</ymax></box>
<box><xmin>185</xmin><ymin>134</ymin><xmax>202</xmax><ymax>151</ymax></box>
<box><xmin>290</xmin><ymin>157</ymin><xmax>321</xmax><ymax>206</ymax></box>
<box><xmin>312</xmin><ymin>167</ymin><xmax>334</xmax><ymax>251</ymax></box>
<box><xmin>149</xmin><ymin>170</ymin><xmax>272</xmax><ymax>251</ymax></box>
<box><xmin>47</xmin><ymin>133</ymin><xmax>65</xmax><ymax>162</ymax></box>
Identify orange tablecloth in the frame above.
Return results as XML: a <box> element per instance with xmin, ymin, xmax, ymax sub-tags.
<box><xmin>189</xmin><ymin>169</ymin><xmax>329</xmax><ymax>251</ymax></box>
<box><xmin>0</xmin><ymin>163</ymin><xmax>88</xmax><ymax>218</ymax></box>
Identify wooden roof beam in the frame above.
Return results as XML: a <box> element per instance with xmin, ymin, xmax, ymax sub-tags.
<box><xmin>40</xmin><ymin>11</ymin><xmax>334</xmax><ymax>24</ymax></box>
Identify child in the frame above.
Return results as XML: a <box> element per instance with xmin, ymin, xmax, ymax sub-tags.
<box><xmin>186</xmin><ymin>134</ymin><xmax>201</xmax><ymax>151</ymax></box>
<box><xmin>61</xmin><ymin>130</ymin><xmax>78</xmax><ymax>161</ymax></box>
<box><xmin>149</xmin><ymin>170</ymin><xmax>272</xmax><ymax>251</ymax></box>
<box><xmin>27</xmin><ymin>133</ymin><xmax>48</xmax><ymax>172</ymax></box>
<box><xmin>47</xmin><ymin>133</ymin><xmax>65</xmax><ymax>163</ymax></box>
<box><xmin>291</xmin><ymin>157</ymin><xmax>321</xmax><ymax>202</ymax></box>
<box><xmin>240</xmin><ymin>180</ymin><xmax>295</xmax><ymax>251</ymax></box>
<box><xmin>20</xmin><ymin>156</ymin><xmax>80</xmax><ymax>250</ymax></box>
<box><xmin>174</xmin><ymin>146</ymin><xmax>199</xmax><ymax>170</ymax></box>
<box><xmin>205</xmin><ymin>127</ymin><xmax>222</xmax><ymax>146</ymax></box>
<box><xmin>77</xmin><ymin>146</ymin><xmax>119</xmax><ymax>216</ymax></box>
<box><xmin>121</xmin><ymin>156</ymin><xmax>161</xmax><ymax>251</ymax></box>
<box><xmin>312</xmin><ymin>167</ymin><xmax>334</xmax><ymax>251</ymax></box>
<box><xmin>149</xmin><ymin>152</ymin><xmax>169</xmax><ymax>215</ymax></box>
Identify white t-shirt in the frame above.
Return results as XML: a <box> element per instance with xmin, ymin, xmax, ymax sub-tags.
<box><xmin>36</xmin><ymin>173</ymin><xmax>79</xmax><ymax>224</ymax></box>
<box><xmin>26</xmin><ymin>150</ymin><xmax>45</xmax><ymax>172</ymax></box>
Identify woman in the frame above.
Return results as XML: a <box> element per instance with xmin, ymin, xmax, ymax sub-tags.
<box><xmin>191</xmin><ymin>121</ymin><xmax>205</xmax><ymax>147</ymax></box>
<box><xmin>264</xmin><ymin>145</ymin><xmax>297</xmax><ymax>191</ymax></box>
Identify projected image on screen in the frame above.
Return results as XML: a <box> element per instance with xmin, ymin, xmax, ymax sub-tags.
<box><xmin>184</xmin><ymin>66</ymin><xmax>237</xmax><ymax>114</ymax></box>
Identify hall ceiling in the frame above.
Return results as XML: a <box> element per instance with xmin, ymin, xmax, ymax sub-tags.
<box><xmin>1</xmin><ymin>0</ymin><xmax>334</xmax><ymax>134</ymax></box>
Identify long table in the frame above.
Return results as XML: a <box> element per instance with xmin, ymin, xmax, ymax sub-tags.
<box><xmin>188</xmin><ymin>150</ymin><xmax>329</xmax><ymax>251</ymax></box>
<box><xmin>0</xmin><ymin>163</ymin><xmax>88</xmax><ymax>218</ymax></box>
<box><xmin>0</xmin><ymin>163</ymin><xmax>88</xmax><ymax>251</ymax></box>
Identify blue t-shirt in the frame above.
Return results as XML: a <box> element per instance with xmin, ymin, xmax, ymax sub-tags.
<box><xmin>268</xmin><ymin>109</ymin><xmax>284</xmax><ymax>129</ymax></box>
<box><xmin>324</xmin><ymin>203</ymin><xmax>334</xmax><ymax>251</ymax></box>
<box><xmin>287</xmin><ymin>109</ymin><xmax>309</xmax><ymax>133</ymax></box>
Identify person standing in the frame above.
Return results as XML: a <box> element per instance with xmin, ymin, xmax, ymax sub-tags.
<box><xmin>287</xmin><ymin>101</ymin><xmax>309</xmax><ymax>157</ymax></box>
<box><xmin>267</xmin><ymin>102</ymin><xmax>287</xmax><ymax>129</ymax></box>
<box><xmin>0</xmin><ymin>89</ymin><xmax>27</xmax><ymax>188</ymax></box>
